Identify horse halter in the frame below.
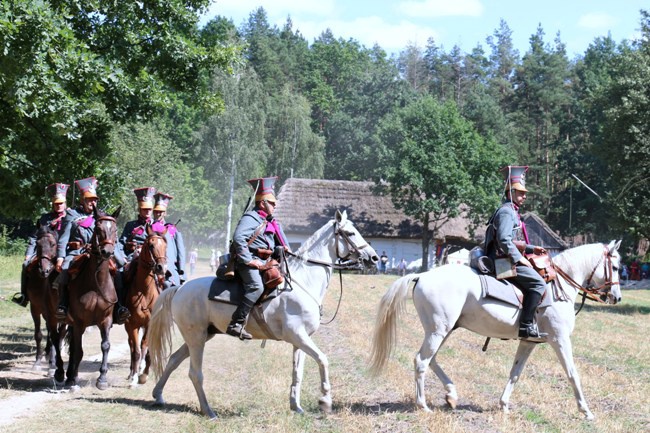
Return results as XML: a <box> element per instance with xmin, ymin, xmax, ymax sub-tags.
<box><xmin>555</xmin><ymin>244</ymin><xmax>619</xmax><ymax>303</ymax></box>
<box><xmin>333</xmin><ymin>220</ymin><xmax>370</xmax><ymax>267</ymax></box>
<box><xmin>141</xmin><ymin>234</ymin><xmax>168</xmax><ymax>270</ymax></box>
<box><xmin>91</xmin><ymin>216</ymin><xmax>117</xmax><ymax>256</ymax></box>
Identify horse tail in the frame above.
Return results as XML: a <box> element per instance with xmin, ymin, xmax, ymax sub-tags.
<box><xmin>149</xmin><ymin>285</ymin><xmax>179</xmax><ymax>379</ymax></box>
<box><xmin>369</xmin><ymin>274</ymin><xmax>419</xmax><ymax>375</ymax></box>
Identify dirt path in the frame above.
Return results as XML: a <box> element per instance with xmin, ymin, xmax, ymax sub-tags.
<box><xmin>0</xmin><ymin>260</ymin><xmax>215</xmax><ymax>426</ymax></box>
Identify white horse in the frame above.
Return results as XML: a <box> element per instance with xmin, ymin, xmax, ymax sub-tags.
<box><xmin>149</xmin><ymin>210</ymin><xmax>378</xmax><ymax>419</ymax></box>
<box><xmin>370</xmin><ymin>241</ymin><xmax>622</xmax><ymax>420</ymax></box>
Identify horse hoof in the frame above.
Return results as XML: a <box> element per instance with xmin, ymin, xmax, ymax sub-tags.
<box><xmin>138</xmin><ymin>374</ymin><xmax>148</xmax><ymax>385</ymax></box>
<box><xmin>445</xmin><ymin>395</ymin><xmax>457</xmax><ymax>409</ymax></box>
<box><xmin>318</xmin><ymin>397</ymin><xmax>332</xmax><ymax>413</ymax></box>
<box><xmin>96</xmin><ymin>380</ymin><xmax>109</xmax><ymax>391</ymax></box>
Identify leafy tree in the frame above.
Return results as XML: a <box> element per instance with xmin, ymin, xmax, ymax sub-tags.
<box><xmin>595</xmin><ymin>10</ymin><xmax>650</xmax><ymax>239</ymax></box>
<box><xmin>0</xmin><ymin>0</ymin><xmax>237</xmax><ymax>218</ymax></box>
<box><xmin>375</xmin><ymin>96</ymin><xmax>510</xmax><ymax>271</ymax></box>
<box><xmin>266</xmin><ymin>87</ymin><xmax>325</xmax><ymax>180</ymax></box>
<box><xmin>510</xmin><ymin>26</ymin><xmax>573</xmax><ymax>214</ymax></box>
<box><xmin>197</xmin><ymin>66</ymin><xmax>268</xmax><ymax>250</ymax></box>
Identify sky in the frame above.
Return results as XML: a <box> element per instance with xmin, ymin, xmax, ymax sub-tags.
<box><xmin>200</xmin><ymin>0</ymin><xmax>647</xmax><ymax>57</ymax></box>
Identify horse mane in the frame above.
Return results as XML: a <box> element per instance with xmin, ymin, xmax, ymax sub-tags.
<box><xmin>37</xmin><ymin>224</ymin><xmax>58</xmax><ymax>239</ymax></box>
<box><xmin>295</xmin><ymin>219</ymin><xmax>335</xmax><ymax>256</ymax></box>
<box><xmin>552</xmin><ymin>242</ymin><xmax>604</xmax><ymax>275</ymax></box>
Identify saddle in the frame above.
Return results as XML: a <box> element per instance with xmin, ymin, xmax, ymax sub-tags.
<box><xmin>68</xmin><ymin>252</ymin><xmax>117</xmax><ymax>279</ymax></box>
<box><xmin>207</xmin><ymin>276</ymin><xmax>282</xmax><ymax>306</ymax></box>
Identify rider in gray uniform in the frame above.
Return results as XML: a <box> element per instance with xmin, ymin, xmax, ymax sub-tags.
<box><xmin>12</xmin><ymin>183</ymin><xmax>69</xmax><ymax>307</ymax></box>
<box><xmin>484</xmin><ymin>166</ymin><xmax>548</xmax><ymax>342</ymax></box>
<box><xmin>226</xmin><ymin>176</ymin><xmax>289</xmax><ymax>340</ymax></box>
<box><xmin>151</xmin><ymin>192</ymin><xmax>186</xmax><ymax>288</ymax></box>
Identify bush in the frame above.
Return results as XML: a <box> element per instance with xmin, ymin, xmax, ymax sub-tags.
<box><xmin>0</xmin><ymin>225</ymin><xmax>28</xmax><ymax>256</ymax></box>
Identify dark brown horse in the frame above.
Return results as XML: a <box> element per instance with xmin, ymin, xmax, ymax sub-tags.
<box><xmin>24</xmin><ymin>225</ymin><xmax>66</xmax><ymax>375</ymax></box>
<box><xmin>124</xmin><ymin>223</ymin><xmax>168</xmax><ymax>387</ymax></box>
<box><xmin>63</xmin><ymin>206</ymin><xmax>120</xmax><ymax>389</ymax></box>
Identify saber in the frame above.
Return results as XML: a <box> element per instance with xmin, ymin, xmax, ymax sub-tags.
<box><xmin>571</xmin><ymin>174</ymin><xmax>603</xmax><ymax>201</ymax></box>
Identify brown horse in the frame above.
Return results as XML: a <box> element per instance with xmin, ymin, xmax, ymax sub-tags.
<box><xmin>24</xmin><ymin>225</ymin><xmax>66</xmax><ymax>375</ymax></box>
<box><xmin>124</xmin><ymin>223</ymin><xmax>168</xmax><ymax>387</ymax></box>
<box><xmin>63</xmin><ymin>206</ymin><xmax>120</xmax><ymax>389</ymax></box>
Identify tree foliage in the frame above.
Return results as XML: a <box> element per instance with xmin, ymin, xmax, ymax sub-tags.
<box><xmin>0</xmin><ymin>0</ymin><xmax>237</xmax><ymax>218</ymax></box>
<box><xmin>375</xmin><ymin>96</ymin><xmax>510</xmax><ymax>270</ymax></box>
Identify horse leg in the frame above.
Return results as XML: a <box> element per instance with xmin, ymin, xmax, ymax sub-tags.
<box><xmin>138</xmin><ymin>327</ymin><xmax>150</xmax><ymax>384</ymax></box>
<box><xmin>182</xmin><ymin>331</ymin><xmax>217</xmax><ymax>419</ymax></box>
<box><xmin>66</xmin><ymin>325</ymin><xmax>84</xmax><ymax>388</ymax></box>
<box><xmin>152</xmin><ymin>342</ymin><xmax>191</xmax><ymax>407</ymax></box>
<box><xmin>96</xmin><ymin>323</ymin><xmax>111</xmax><ymax>390</ymax></box>
<box><xmin>428</xmin><ymin>332</ymin><xmax>457</xmax><ymax>409</ymax></box>
<box><xmin>52</xmin><ymin>324</ymin><xmax>66</xmax><ymax>383</ymax></box>
<box><xmin>287</xmin><ymin>331</ymin><xmax>332</xmax><ymax>413</ymax></box>
<box><xmin>30</xmin><ymin>308</ymin><xmax>43</xmax><ymax>368</ymax></box>
<box><xmin>499</xmin><ymin>341</ymin><xmax>536</xmax><ymax>414</ymax></box>
<box><xmin>289</xmin><ymin>347</ymin><xmax>306</xmax><ymax>414</ymax></box>
<box><xmin>549</xmin><ymin>336</ymin><xmax>594</xmax><ymax>420</ymax></box>
<box><xmin>414</xmin><ymin>332</ymin><xmax>447</xmax><ymax>411</ymax></box>
<box><xmin>126</xmin><ymin>323</ymin><xmax>141</xmax><ymax>387</ymax></box>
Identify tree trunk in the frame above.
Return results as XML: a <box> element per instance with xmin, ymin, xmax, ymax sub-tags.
<box><xmin>421</xmin><ymin>212</ymin><xmax>431</xmax><ymax>272</ymax></box>
<box><xmin>224</xmin><ymin>157</ymin><xmax>236</xmax><ymax>252</ymax></box>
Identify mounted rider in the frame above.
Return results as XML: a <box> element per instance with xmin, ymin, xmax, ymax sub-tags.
<box><xmin>483</xmin><ymin>166</ymin><xmax>548</xmax><ymax>342</ymax></box>
<box><xmin>12</xmin><ymin>183</ymin><xmax>70</xmax><ymax>307</ymax></box>
<box><xmin>53</xmin><ymin>177</ymin><xmax>130</xmax><ymax>323</ymax></box>
<box><xmin>226</xmin><ymin>176</ymin><xmax>289</xmax><ymax>340</ymax></box>
<box><xmin>114</xmin><ymin>186</ymin><xmax>158</xmax><ymax>319</ymax></box>
<box><xmin>119</xmin><ymin>187</ymin><xmax>157</xmax><ymax>262</ymax></box>
<box><xmin>151</xmin><ymin>192</ymin><xmax>186</xmax><ymax>288</ymax></box>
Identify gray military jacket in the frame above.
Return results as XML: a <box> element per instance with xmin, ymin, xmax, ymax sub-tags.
<box><xmin>484</xmin><ymin>201</ymin><xmax>534</xmax><ymax>263</ymax></box>
<box><xmin>232</xmin><ymin>209</ymin><xmax>288</xmax><ymax>265</ymax></box>
<box><xmin>25</xmin><ymin>211</ymin><xmax>67</xmax><ymax>258</ymax></box>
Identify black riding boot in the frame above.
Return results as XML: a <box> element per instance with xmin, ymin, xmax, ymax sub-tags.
<box><xmin>54</xmin><ymin>270</ymin><xmax>69</xmax><ymax>321</ymax></box>
<box><xmin>113</xmin><ymin>271</ymin><xmax>131</xmax><ymax>325</ymax></box>
<box><xmin>11</xmin><ymin>266</ymin><xmax>29</xmax><ymax>307</ymax></box>
<box><xmin>518</xmin><ymin>291</ymin><xmax>548</xmax><ymax>342</ymax></box>
<box><xmin>226</xmin><ymin>298</ymin><xmax>255</xmax><ymax>340</ymax></box>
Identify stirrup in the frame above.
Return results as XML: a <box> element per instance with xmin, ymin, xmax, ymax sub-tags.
<box><xmin>518</xmin><ymin>324</ymin><xmax>548</xmax><ymax>343</ymax></box>
<box><xmin>114</xmin><ymin>306</ymin><xmax>131</xmax><ymax>325</ymax></box>
<box><xmin>55</xmin><ymin>306</ymin><xmax>67</xmax><ymax>321</ymax></box>
<box><xmin>11</xmin><ymin>293</ymin><xmax>28</xmax><ymax>307</ymax></box>
<box><xmin>226</xmin><ymin>323</ymin><xmax>252</xmax><ymax>340</ymax></box>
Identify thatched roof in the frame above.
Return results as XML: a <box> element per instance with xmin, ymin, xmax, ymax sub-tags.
<box><xmin>522</xmin><ymin>212</ymin><xmax>569</xmax><ymax>250</ymax></box>
<box><xmin>274</xmin><ymin>178</ymin><xmax>473</xmax><ymax>241</ymax></box>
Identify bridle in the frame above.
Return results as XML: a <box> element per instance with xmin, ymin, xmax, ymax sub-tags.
<box><xmin>285</xmin><ymin>219</ymin><xmax>373</xmax><ymax>324</ymax></box>
<box><xmin>287</xmin><ymin>220</ymin><xmax>370</xmax><ymax>270</ymax></box>
<box><xmin>140</xmin><ymin>234</ymin><xmax>168</xmax><ymax>271</ymax></box>
<box><xmin>90</xmin><ymin>216</ymin><xmax>117</xmax><ymax>258</ymax></box>
<box><xmin>554</xmin><ymin>244</ymin><xmax>619</xmax><ymax>313</ymax></box>
<box><xmin>37</xmin><ymin>231</ymin><xmax>58</xmax><ymax>274</ymax></box>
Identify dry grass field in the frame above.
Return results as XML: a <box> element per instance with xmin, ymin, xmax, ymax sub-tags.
<box><xmin>1</xmin><ymin>259</ymin><xmax>648</xmax><ymax>433</ymax></box>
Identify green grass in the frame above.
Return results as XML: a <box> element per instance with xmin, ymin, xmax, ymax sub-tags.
<box><xmin>0</xmin><ymin>271</ymin><xmax>649</xmax><ymax>432</ymax></box>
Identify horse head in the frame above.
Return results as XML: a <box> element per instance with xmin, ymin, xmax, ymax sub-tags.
<box><xmin>599</xmin><ymin>240</ymin><xmax>622</xmax><ymax>304</ymax></box>
<box><xmin>36</xmin><ymin>225</ymin><xmax>58</xmax><ymax>278</ymax></box>
<box><xmin>332</xmin><ymin>210</ymin><xmax>378</xmax><ymax>270</ymax></box>
<box><xmin>92</xmin><ymin>206</ymin><xmax>120</xmax><ymax>259</ymax></box>
<box><xmin>145</xmin><ymin>223</ymin><xmax>168</xmax><ymax>277</ymax></box>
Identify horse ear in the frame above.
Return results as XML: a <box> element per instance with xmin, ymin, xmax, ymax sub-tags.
<box><xmin>146</xmin><ymin>223</ymin><xmax>153</xmax><ymax>236</ymax></box>
<box><xmin>112</xmin><ymin>205</ymin><xmax>122</xmax><ymax>219</ymax></box>
<box><xmin>607</xmin><ymin>240</ymin><xmax>621</xmax><ymax>253</ymax></box>
<box><xmin>335</xmin><ymin>209</ymin><xmax>343</xmax><ymax>223</ymax></box>
<box><xmin>93</xmin><ymin>205</ymin><xmax>100</xmax><ymax>220</ymax></box>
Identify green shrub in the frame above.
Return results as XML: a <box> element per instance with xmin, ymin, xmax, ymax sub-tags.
<box><xmin>0</xmin><ymin>225</ymin><xmax>28</xmax><ymax>256</ymax></box>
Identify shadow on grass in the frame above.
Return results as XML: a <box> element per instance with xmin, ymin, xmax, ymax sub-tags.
<box><xmin>578</xmin><ymin>303</ymin><xmax>650</xmax><ymax>315</ymax></box>
<box><xmin>345</xmin><ymin>400</ymin><xmax>484</xmax><ymax>415</ymax></box>
<box><xmin>82</xmin><ymin>395</ymin><xmax>248</xmax><ymax>419</ymax></box>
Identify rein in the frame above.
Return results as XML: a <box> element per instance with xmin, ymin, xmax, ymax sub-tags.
<box><xmin>553</xmin><ymin>245</ymin><xmax>617</xmax><ymax>315</ymax></box>
<box><xmin>284</xmin><ymin>220</ymin><xmax>368</xmax><ymax>324</ymax></box>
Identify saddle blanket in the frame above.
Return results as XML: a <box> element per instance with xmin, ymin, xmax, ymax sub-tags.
<box><xmin>207</xmin><ymin>277</ymin><xmax>279</xmax><ymax>305</ymax></box>
<box><xmin>478</xmin><ymin>273</ymin><xmax>552</xmax><ymax>309</ymax></box>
